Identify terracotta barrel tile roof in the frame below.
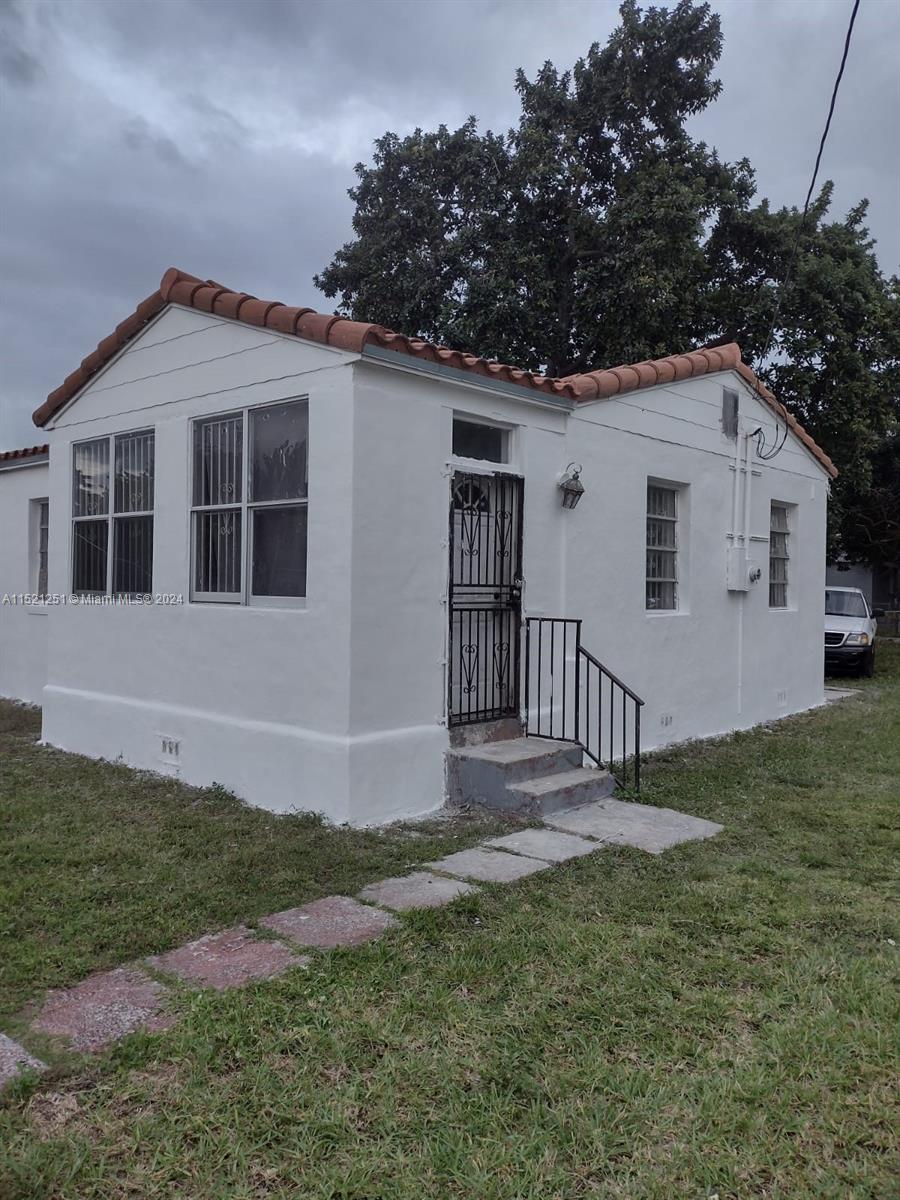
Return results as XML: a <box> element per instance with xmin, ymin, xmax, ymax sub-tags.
<box><xmin>31</xmin><ymin>267</ymin><xmax>836</xmax><ymax>478</ymax></box>
<box><xmin>0</xmin><ymin>444</ymin><xmax>49</xmax><ymax>462</ymax></box>
<box><xmin>564</xmin><ymin>343</ymin><xmax>836</xmax><ymax>476</ymax></box>
<box><xmin>31</xmin><ymin>268</ymin><xmax>578</xmax><ymax>429</ymax></box>
<box><xmin>565</xmin><ymin>343</ymin><xmax>742</xmax><ymax>399</ymax></box>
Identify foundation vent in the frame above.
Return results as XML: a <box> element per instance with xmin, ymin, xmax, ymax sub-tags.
<box><xmin>159</xmin><ymin>736</ymin><xmax>180</xmax><ymax>764</ymax></box>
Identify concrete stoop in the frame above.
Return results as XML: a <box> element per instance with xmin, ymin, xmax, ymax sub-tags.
<box><xmin>446</xmin><ymin>736</ymin><xmax>616</xmax><ymax>816</ymax></box>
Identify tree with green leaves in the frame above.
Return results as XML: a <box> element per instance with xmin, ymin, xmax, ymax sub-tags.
<box><xmin>316</xmin><ymin>0</ymin><xmax>899</xmax><ymax>567</ymax></box>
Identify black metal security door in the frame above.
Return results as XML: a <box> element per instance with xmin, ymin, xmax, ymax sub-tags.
<box><xmin>448</xmin><ymin>471</ymin><xmax>524</xmax><ymax>725</ymax></box>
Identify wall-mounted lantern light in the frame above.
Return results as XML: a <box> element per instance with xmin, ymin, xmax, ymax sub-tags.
<box><xmin>558</xmin><ymin>462</ymin><xmax>585</xmax><ymax>510</ymax></box>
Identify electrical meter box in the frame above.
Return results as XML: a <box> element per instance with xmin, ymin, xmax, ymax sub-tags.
<box><xmin>727</xmin><ymin>544</ymin><xmax>750</xmax><ymax>591</ymax></box>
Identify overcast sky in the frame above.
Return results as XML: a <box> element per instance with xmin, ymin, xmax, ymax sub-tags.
<box><xmin>1</xmin><ymin>0</ymin><xmax>898</xmax><ymax>450</ymax></box>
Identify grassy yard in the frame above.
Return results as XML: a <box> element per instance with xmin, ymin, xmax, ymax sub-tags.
<box><xmin>1</xmin><ymin>650</ymin><xmax>898</xmax><ymax>1198</ymax></box>
<box><xmin>0</xmin><ymin>704</ymin><xmax>517</xmax><ymax>1028</ymax></box>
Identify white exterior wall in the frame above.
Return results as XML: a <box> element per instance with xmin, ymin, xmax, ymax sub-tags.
<box><xmin>24</xmin><ymin>302</ymin><xmax>829</xmax><ymax>824</ymax></box>
<box><xmin>565</xmin><ymin>373</ymin><xmax>828</xmax><ymax>750</ymax></box>
<box><xmin>348</xmin><ymin>358</ymin><xmax>827</xmax><ymax>812</ymax></box>
<box><xmin>0</xmin><ymin>458</ymin><xmax>50</xmax><ymax>703</ymax></box>
<box><xmin>40</xmin><ymin>307</ymin><xmax>358</xmax><ymax>820</ymax></box>
<box><xmin>346</xmin><ymin>360</ymin><xmax>569</xmax><ymax>823</ymax></box>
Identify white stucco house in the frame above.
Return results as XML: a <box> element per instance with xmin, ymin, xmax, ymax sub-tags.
<box><xmin>0</xmin><ymin>267</ymin><xmax>836</xmax><ymax>824</ymax></box>
<box><xmin>0</xmin><ymin>444</ymin><xmax>50</xmax><ymax>705</ymax></box>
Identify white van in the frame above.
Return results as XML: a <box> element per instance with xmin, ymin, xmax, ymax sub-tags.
<box><xmin>824</xmin><ymin>586</ymin><xmax>883</xmax><ymax>677</ymax></box>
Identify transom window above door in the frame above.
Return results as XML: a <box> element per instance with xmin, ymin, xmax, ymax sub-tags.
<box><xmin>191</xmin><ymin>398</ymin><xmax>308</xmax><ymax>604</ymax></box>
<box><xmin>452</xmin><ymin>417</ymin><xmax>509</xmax><ymax>463</ymax></box>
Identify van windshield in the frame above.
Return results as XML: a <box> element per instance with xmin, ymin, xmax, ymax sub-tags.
<box><xmin>825</xmin><ymin>590</ymin><xmax>868</xmax><ymax>617</ymax></box>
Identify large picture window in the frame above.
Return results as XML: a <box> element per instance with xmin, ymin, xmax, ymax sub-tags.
<box><xmin>72</xmin><ymin>431</ymin><xmax>154</xmax><ymax>595</ymax></box>
<box><xmin>191</xmin><ymin>399</ymin><xmax>308</xmax><ymax>603</ymax></box>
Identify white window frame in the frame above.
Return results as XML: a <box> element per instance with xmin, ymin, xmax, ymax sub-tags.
<box><xmin>646</xmin><ymin>482</ymin><xmax>679</xmax><ymax>612</ymax></box>
<box><xmin>71</xmin><ymin>430</ymin><xmax>154</xmax><ymax>596</ymax></box>
<box><xmin>36</xmin><ymin>499</ymin><xmax>49</xmax><ymax>595</ymax></box>
<box><xmin>769</xmin><ymin>502</ymin><xmax>791</xmax><ymax>609</ymax></box>
<box><xmin>190</xmin><ymin>397</ymin><xmax>309</xmax><ymax>607</ymax></box>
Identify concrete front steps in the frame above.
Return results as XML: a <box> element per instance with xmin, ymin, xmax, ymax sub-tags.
<box><xmin>446</xmin><ymin>736</ymin><xmax>615</xmax><ymax>817</ymax></box>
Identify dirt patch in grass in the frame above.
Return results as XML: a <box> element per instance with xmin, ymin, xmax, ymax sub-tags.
<box><xmin>26</xmin><ymin>1091</ymin><xmax>81</xmax><ymax>1141</ymax></box>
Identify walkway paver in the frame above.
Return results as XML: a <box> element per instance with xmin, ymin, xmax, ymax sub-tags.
<box><xmin>2</xmin><ymin>793</ymin><xmax>727</xmax><ymax>1086</ymax></box>
<box><xmin>484</xmin><ymin>827</ymin><xmax>600</xmax><ymax>863</ymax></box>
<box><xmin>31</xmin><ymin>966</ymin><xmax>173</xmax><ymax>1052</ymax></box>
<box><xmin>0</xmin><ymin>1033</ymin><xmax>45</xmax><ymax>1087</ymax></box>
<box><xmin>260</xmin><ymin>895</ymin><xmax>400</xmax><ymax>948</ymax></box>
<box><xmin>547</xmin><ymin>798</ymin><xmax>723</xmax><ymax>854</ymax></box>
<box><xmin>358</xmin><ymin>871</ymin><xmax>478</xmax><ymax>912</ymax></box>
<box><xmin>428</xmin><ymin>846</ymin><xmax>551</xmax><ymax>883</ymax></box>
<box><xmin>148</xmin><ymin>926</ymin><xmax>305</xmax><ymax>990</ymax></box>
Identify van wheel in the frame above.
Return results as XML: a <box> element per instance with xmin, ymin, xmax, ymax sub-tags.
<box><xmin>861</xmin><ymin>647</ymin><xmax>875</xmax><ymax>678</ymax></box>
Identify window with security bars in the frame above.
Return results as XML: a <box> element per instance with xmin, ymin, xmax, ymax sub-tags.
<box><xmin>646</xmin><ymin>483</ymin><xmax>678</xmax><ymax>610</ymax></box>
<box><xmin>36</xmin><ymin>500</ymin><xmax>49</xmax><ymax>595</ymax></box>
<box><xmin>769</xmin><ymin>502</ymin><xmax>790</xmax><ymax>608</ymax></box>
<box><xmin>191</xmin><ymin>399</ymin><xmax>308</xmax><ymax>603</ymax></box>
<box><xmin>72</xmin><ymin>431</ymin><xmax>154</xmax><ymax>595</ymax></box>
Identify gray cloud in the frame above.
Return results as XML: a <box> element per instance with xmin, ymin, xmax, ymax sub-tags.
<box><xmin>0</xmin><ymin>0</ymin><xmax>43</xmax><ymax>85</ymax></box>
<box><xmin>1</xmin><ymin>0</ymin><xmax>898</xmax><ymax>449</ymax></box>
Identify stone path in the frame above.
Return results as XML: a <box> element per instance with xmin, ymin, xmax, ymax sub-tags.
<box><xmin>426</xmin><ymin>846</ymin><xmax>552</xmax><ymax>883</ymax></box>
<box><xmin>31</xmin><ymin>966</ymin><xmax>174</xmax><ymax>1053</ymax></box>
<box><xmin>147</xmin><ymin>926</ymin><xmax>304</xmax><ymax>991</ymax></box>
<box><xmin>358</xmin><ymin>870</ymin><xmax>478</xmax><ymax>912</ymax></box>
<box><xmin>0</xmin><ymin>1032</ymin><xmax>46</xmax><ymax>1088</ymax></box>
<box><xmin>823</xmin><ymin>686</ymin><xmax>862</xmax><ymax>705</ymax></box>
<box><xmin>2</xmin><ymin>795</ymin><xmax>722</xmax><ymax>1089</ymax></box>
<box><xmin>484</xmin><ymin>827</ymin><xmax>599</xmax><ymax>862</ymax></box>
<box><xmin>547</xmin><ymin>798</ymin><xmax>723</xmax><ymax>855</ymax></box>
<box><xmin>261</xmin><ymin>895</ymin><xmax>399</xmax><ymax>948</ymax></box>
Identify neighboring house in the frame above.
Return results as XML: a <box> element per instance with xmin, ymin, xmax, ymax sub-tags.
<box><xmin>0</xmin><ymin>268</ymin><xmax>837</xmax><ymax>824</ymax></box>
<box><xmin>0</xmin><ymin>444</ymin><xmax>50</xmax><ymax>704</ymax></box>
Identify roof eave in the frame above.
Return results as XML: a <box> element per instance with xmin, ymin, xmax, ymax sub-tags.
<box><xmin>33</xmin><ymin>269</ymin><xmax>836</xmax><ymax>479</ymax></box>
<box><xmin>360</xmin><ymin>344</ymin><xmax>576</xmax><ymax>410</ymax></box>
<box><xmin>0</xmin><ymin>444</ymin><xmax>50</xmax><ymax>471</ymax></box>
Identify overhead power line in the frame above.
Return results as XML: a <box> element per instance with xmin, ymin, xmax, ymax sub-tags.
<box><xmin>753</xmin><ymin>0</ymin><xmax>862</xmax><ymax>463</ymax></box>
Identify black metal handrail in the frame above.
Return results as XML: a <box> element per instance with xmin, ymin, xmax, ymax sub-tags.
<box><xmin>524</xmin><ymin>616</ymin><xmax>644</xmax><ymax>792</ymax></box>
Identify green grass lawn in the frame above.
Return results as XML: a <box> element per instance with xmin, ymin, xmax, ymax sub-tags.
<box><xmin>2</xmin><ymin>650</ymin><xmax>898</xmax><ymax>1198</ymax></box>
<box><xmin>0</xmin><ymin>704</ymin><xmax>519</xmax><ymax>1028</ymax></box>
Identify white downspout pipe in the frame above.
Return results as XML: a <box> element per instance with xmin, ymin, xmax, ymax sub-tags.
<box><xmin>736</xmin><ymin>425</ymin><xmax>756</xmax><ymax>717</ymax></box>
<box><xmin>729</xmin><ymin>426</ymin><xmax>742</xmax><ymax>540</ymax></box>
<box><xmin>742</xmin><ymin>427</ymin><xmax>754</xmax><ymax>549</ymax></box>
